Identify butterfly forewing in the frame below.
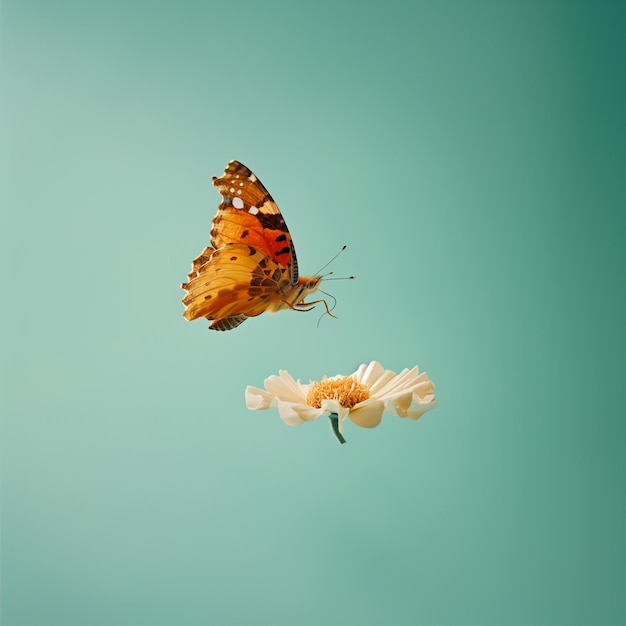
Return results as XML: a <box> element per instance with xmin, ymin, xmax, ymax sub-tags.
<box><xmin>211</xmin><ymin>160</ymin><xmax>299</xmax><ymax>284</ymax></box>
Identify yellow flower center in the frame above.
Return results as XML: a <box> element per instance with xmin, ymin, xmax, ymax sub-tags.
<box><xmin>306</xmin><ymin>376</ymin><xmax>370</xmax><ymax>409</ymax></box>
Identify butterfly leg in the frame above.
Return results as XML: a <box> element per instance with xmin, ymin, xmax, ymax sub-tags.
<box><xmin>291</xmin><ymin>298</ymin><xmax>338</xmax><ymax>319</ymax></box>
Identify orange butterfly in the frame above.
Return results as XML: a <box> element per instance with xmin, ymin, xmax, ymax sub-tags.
<box><xmin>181</xmin><ymin>160</ymin><xmax>328</xmax><ymax>331</ymax></box>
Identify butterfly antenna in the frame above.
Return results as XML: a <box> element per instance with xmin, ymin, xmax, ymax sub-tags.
<box><xmin>314</xmin><ymin>245</ymin><xmax>347</xmax><ymax>276</ymax></box>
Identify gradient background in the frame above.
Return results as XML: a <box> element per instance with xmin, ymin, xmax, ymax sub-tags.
<box><xmin>2</xmin><ymin>1</ymin><xmax>625</xmax><ymax>625</ymax></box>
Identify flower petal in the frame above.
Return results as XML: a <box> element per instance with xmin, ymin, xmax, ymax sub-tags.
<box><xmin>352</xmin><ymin>363</ymin><xmax>369</xmax><ymax>381</ymax></box>
<box><xmin>245</xmin><ymin>386</ymin><xmax>275</xmax><ymax>410</ymax></box>
<box><xmin>275</xmin><ymin>401</ymin><xmax>324</xmax><ymax>426</ymax></box>
<box><xmin>384</xmin><ymin>391</ymin><xmax>437</xmax><ymax>420</ymax></box>
<box><xmin>374</xmin><ymin>367</ymin><xmax>436</xmax><ymax>404</ymax></box>
<box><xmin>373</xmin><ymin>366</ymin><xmax>416</xmax><ymax>399</ymax></box>
<box><xmin>319</xmin><ymin>399</ymin><xmax>350</xmax><ymax>420</ymax></box>
<box><xmin>385</xmin><ymin>390</ymin><xmax>412</xmax><ymax>417</ymax></box>
<box><xmin>413</xmin><ymin>377</ymin><xmax>436</xmax><ymax>400</ymax></box>
<box><xmin>348</xmin><ymin>399</ymin><xmax>384</xmax><ymax>428</ymax></box>
<box><xmin>354</xmin><ymin>361</ymin><xmax>394</xmax><ymax>391</ymax></box>
<box><xmin>318</xmin><ymin>399</ymin><xmax>351</xmax><ymax>434</ymax></box>
<box><xmin>406</xmin><ymin>397</ymin><xmax>437</xmax><ymax>420</ymax></box>
<box><xmin>264</xmin><ymin>370</ymin><xmax>307</xmax><ymax>404</ymax></box>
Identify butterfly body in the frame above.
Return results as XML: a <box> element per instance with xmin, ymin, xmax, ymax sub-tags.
<box><xmin>181</xmin><ymin>160</ymin><xmax>323</xmax><ymax>331</ymax></box>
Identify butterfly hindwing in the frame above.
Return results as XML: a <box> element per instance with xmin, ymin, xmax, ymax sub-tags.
<box><xmin>181</xmin><ymin>243</ymin><xmax>292</xmax><ymax>323</ymax></box>
<box><xmin>186</xmin><ymin>246</ymin><xmax>215</xmax><ymax>281</ymax></box>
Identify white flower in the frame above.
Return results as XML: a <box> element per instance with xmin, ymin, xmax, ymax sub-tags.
<box><xmin>245</xmin><ymin>361</ymin><xmax>437</xmax><ymax>443</ymax></box>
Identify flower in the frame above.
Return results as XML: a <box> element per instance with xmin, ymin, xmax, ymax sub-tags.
<box><xmin>245</xmin><ymin>361</ymin><xmax>437</xmax><ymax>443</ymax></box>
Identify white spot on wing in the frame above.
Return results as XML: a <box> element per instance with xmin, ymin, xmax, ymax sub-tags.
<box><xmin>237</xmin><ymin>189</ymin><xmax>242</xmax><ymax>194</ymax></box>
<box><xmin>230</xmin><ymin>187</ymin><xmax>235</xmax><ymax>193</ymax></box>
<box><xmin>248</xmin><ymin>174</ymin><xmax>257</xmax><ymax>182</ymax></box>
<box><xmin>249</xmin><ymin>206</ymin><xmax>259</xmax><ymax>215</ymax></box>
<box><xmin>233</xmin><ymin>197</ymin><xmax>244</xmax><ymax>209</ymax></box>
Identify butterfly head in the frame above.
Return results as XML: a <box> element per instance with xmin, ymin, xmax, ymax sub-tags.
<box><xmin>289</xmin><ymin>275</ymin><xmax>323</xmax><ymax>309</ymax></box>
<box><xmin>290</xmin><ymin>274</ymin><xmax>342</xmax><ymax>325</ymax></box>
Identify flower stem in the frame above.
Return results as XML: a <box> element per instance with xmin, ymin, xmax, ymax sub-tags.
<box><xmin>328</xmin><ymin>413</ymin><xmax>346</xmax><ymax>444</ymax></box>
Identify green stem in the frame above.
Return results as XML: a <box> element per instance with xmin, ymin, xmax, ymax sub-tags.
<box><xmin>328</xmin><ymin>413</ymin><xmax>346</xmax><ymax>444</ymax></box>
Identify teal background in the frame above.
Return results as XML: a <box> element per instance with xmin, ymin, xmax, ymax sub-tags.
<box><xmin>2</xmin><ymin>1</ymin><xmax>625</xmax><ymax>624</ymax></box>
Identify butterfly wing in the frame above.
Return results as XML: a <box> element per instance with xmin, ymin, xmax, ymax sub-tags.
<box><xmin>210</xmin><ymin>160</ymin><xmax>299</xmax><ymax>284</ymax></box>
<box><xmin>181</xmin><ymin>243</ymin><xmax>292</xmax><ymax>330</ymax></box>
<box><xmin>185</xmin><ymin>246</ymin><xmax>215</xmax><ymax>281</ymax></box>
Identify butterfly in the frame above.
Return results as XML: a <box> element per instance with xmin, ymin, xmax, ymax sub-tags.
<box><xmin>181</xmin><ymin>160</ymin><xmax>328</xmax><ymax>331</ymax></box>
